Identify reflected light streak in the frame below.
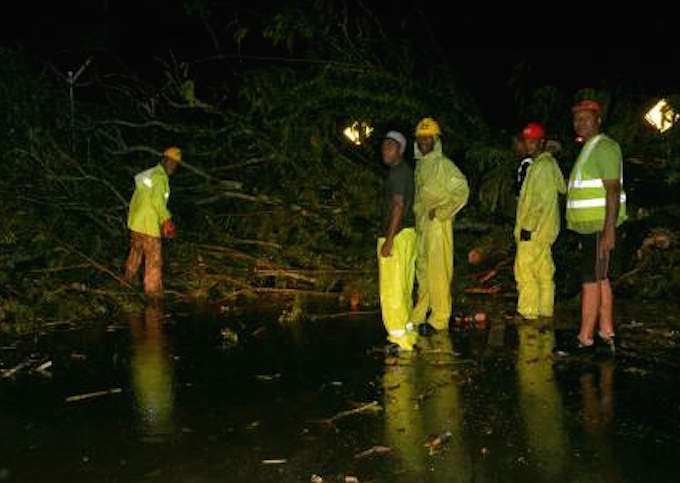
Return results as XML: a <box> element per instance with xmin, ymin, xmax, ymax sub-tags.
<box><xmin>129</xmin><ymin>304</ymin><xmax>176</xmax><ymax>441</ymax></box>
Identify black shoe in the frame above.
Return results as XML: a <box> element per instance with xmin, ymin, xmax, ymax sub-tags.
<box><xmin>553</xmin><ymin>336</ymin><xmax>595</xmax><ymax>358</ymax></box>
<box><xmin>418</xmin><ymin>322</ymin><xmax>437</xmax><ymax>337</ymax></box>
<box><xmin>595</xmin><ymin>333</ymin><xmax>616</xmax><ymax>357</ymax></box>
<box><xmin>385</xmin><ymin>342</ymin><xmax>402</xmax><ymax>356</ymax></box>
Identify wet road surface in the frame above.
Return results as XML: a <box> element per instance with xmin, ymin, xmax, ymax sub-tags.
<box><xmin>1</xmin><ymin>300</ymin><xmax>680</xmax><ymax>482</ymax></box>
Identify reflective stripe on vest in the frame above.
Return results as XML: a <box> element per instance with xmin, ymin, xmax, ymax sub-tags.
<box><xmin>569</xmin><ymin>179</ymin><xmax>603</xmax><ymax>188</ymax></box>
<box><xmin>567</xmin><ymin>194</ymin><xmax>627</xmax><ymax>209</ymax></box>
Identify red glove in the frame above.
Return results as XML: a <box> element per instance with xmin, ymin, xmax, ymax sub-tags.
<box><xmin>162</xmin><ymin>220</ymin><xmax>177</xmax><ymax>238</ymax></box>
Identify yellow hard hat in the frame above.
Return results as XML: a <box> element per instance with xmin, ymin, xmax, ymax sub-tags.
<box><xmin>164</xmin><ymin>146</ymin><xmax>182</xmax><ymax>163</ymax></box>
<box><xmin>415</xmin><ymin>117</ymin><xmax>441</xmax><ymax>137</ymax></box>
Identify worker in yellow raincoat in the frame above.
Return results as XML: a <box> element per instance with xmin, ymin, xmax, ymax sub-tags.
<box><xmin>514</xmin><ymin>123</ymin><xmax>566</xmax><ymax>319</ymax></box>
<box><xmin>411</xmin><ymin>118</ymin><xmax>469</xmax><ymax>333</ymax></box>
<box><xmin>124</xmin><ymin>146</ymin><xmax>182</xmax><ymax>295</ymax></box>
<box><xmin>377</xmin><ymin>131</ymin><xmax>418</xmax><ymax>354</ymax></box>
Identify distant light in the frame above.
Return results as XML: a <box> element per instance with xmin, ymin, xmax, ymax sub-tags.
<box><xmin>343</xmin><ymin>121</ymin><xmax>374</xmax><ymax>145</ymax></box>
<box><xmin>645</xmin><ymin>99</ymin><xmax>678</xmax><ymax>133</ymax></box>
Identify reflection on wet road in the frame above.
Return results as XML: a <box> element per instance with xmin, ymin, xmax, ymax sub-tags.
<box><xmin>128</xmin><ymin>303</ymin><xmax>176</xmax><ymax>442</ymax></box>
<box><xmin>383</xmin><ymin>334</ymin><xmax>469</xmax><ymax>482</ymax></box>
<box><xmin>1</xmin><ymin>304</ymin><xmax>680</xmax><ymax>482</ymax></box>
<box><xmin>515</xmin><ymin>321</ymin><xmax>568</xmax><ymax>480</ymax></box>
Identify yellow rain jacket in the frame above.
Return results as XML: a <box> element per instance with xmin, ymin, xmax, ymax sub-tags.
<box><xmin>411</xmin><ymin>137</ymin><xmax>469</xmax><ymax>329</ymax></box>
<box><xmin>127</xmin><ymin>164</ymin><xmax>172</xmax><ymax>238</ymax></box>
<box><xmin>513</xmin><ymin>151</ymin><xmax>566</xmax><ymax>318</ymax></box>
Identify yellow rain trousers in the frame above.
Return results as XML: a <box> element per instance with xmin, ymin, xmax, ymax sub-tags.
<box><xmin>514</xmin><ymin>151</ymin><xmax>566</xmax><ymax>318</ymax></box>
<box><xmin>412</xmin><ymin>138</ymin><xmax>469</xmax><ymax>330</ymax></box>
<box><xmin>377</xmin><ymin>228</ymin><xmax>417</xmax><ymax>350</ymax></box>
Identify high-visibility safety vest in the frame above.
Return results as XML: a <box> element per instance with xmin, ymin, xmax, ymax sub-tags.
<box><xmin>127</xmin><ymin>164</ymin><xmax>172</xmax><ymax>238</ymax></box>
<box><xmin>566</xmin><ymin>134</ymin><xmax>627</xmax><ymax>234</ymax></box>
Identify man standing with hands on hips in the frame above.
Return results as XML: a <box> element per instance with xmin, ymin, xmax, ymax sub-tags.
<box><xmin>411</xmin><ymin>118</ymin><xmax>469</xmax><ymax>335</ymax></box>
<box><xmin>566</xmin><ymin>100</ymin><xmax>627</xmax><ymax>353</ymax></box>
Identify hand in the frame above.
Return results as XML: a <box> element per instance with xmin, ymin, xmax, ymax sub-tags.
<box><xmin>162</xmin><ymin>220</ymin><xmax>177</xmax><ymax>239</ymax></box>
<box><xmin>380</xmin><ymin>239</ymin><xmax>393</xmax><ymax>257</ymax></box>
<box><xmin>429</xmin><ymin>208</ymin><xmax>436</xmax><ymax>220</ymax></box>
<box><xmin>599</xmin><ymin>227</ymin><xmax>615</xmax><ymax>258</ymax></box>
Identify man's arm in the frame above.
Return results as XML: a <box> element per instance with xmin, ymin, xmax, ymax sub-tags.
<box><xmin>150</xmin><ymin>172</ymin><xmax>172</xmax><ymax>225</ymax></box>
<box><xmin>432</xmin><ymin>162</ymin><xmax>469</xmax><ymax>221</ymax></box>
<box><xmin>599</xmin><ymin>179</ymin><xmax>620</xmax><ymax>257</ymax></box>
<box><xmin>381</xmin><ymin>194</ymin><xmax>404</xmax><ymax>257</ymax></box>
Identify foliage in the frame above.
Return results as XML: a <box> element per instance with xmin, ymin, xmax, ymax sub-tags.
<box><xmin>2</xmin><ymin>1</ymin><xmax>680</xmax><ymax>335</ymax></box>
<box><xmin>0</xmin><ymin>1</ymin><xmax>487</xmax><ymax>332</ymax></box>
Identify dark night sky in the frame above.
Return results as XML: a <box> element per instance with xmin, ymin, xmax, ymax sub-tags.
<box><xmin>2</xmin><ymin>1</ymin><xmax>676</xmax><ymax>130</ymax></box>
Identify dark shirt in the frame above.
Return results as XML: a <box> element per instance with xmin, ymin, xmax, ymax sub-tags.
<box><xmin>516</xmin><ymin>157</ymin><xmax>533</xmax><ymax>196</ymax></box>
<box><xmin>382</xmin><ymin>160</ymin><xmax>415</xmax><ymax>234</ymax></box>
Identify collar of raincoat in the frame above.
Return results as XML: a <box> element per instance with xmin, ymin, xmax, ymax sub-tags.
<box><xmin>413</xmin><ymin>135</ymin><xmax>443</xmax><ymax>160</ymax></box>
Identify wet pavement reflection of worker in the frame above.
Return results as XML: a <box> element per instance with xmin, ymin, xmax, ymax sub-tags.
<box><xmin>382</xmin><ymin>333</ymin><xmax>470</xmax><ymax>482</ymax></box>
<box><xmin>516</xmin><ymin>320</ymin><xmax>569</xmax><ymax>480</ymax></box>
<box><xmin>581</xmin><ymin>359</ymin><xmax>614</xmax><ymax>436</ymax></box>
<box><xmin>578</xmin><ymin>359</ymin><xmax>621</xmax><ymax>480</ymax></box>
<box><xmin>128</xmin><ymin>302</ymin><xmax>176</xmax><ymax>441</ymax></box>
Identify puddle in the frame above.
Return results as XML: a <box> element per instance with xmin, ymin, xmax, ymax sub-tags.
<box><xmin>1</xmin><ymin>301</ymin><xmax>680</xmax><ymax>482</ymax></box>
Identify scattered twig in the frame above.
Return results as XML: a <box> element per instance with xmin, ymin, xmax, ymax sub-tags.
<box><xmin>253</xmin><ymin>268</ymin><xmax>317</xmax><ymax>284</ymax></box>
<box><xmin>223</xmin><ymin>288</ymin><xmax>338</xmax><ymax>298</ymax></box>
<box><xmin>477</xmin><ymin>269</ymin><xmax>498</xmax><ymax>283</ymax></box>
<box><xmin>424</xmin><ymin>431</ymin><xmax>452</xmax><ymax>454</ymax></box>
<box><xmin>309</xmin><ymin>310</ymin><xmax>379</xmax><ymax>320</ymax></box>
<box><xmin>311</xmin><ymin>400</ymin><xmax>382</xmax><ymax>424</ymax></box>
<box><xmin>354</xmin><ymin>445</ymin><xmax>391</xmax><ymax>459</ymax></box>
<box><xmin>1</xmin><ymin>361</ymin><xmax>30</xmax><ymax>379</ymax></box>
<box><xmin>58</xmin><ymin>241</ymin><xmax>135</xmax><ymax>290</ymax></box>
<box><xmin>464</xmin><ymin>285</ymin><xmax>502</xmax><ymax>294</ymax></box>
<box><xmin>65</xmin><ymin>388</ymin><xmax>123</xmax><ymax>403</ymax></box>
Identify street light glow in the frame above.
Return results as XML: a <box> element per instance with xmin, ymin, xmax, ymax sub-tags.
<box><xmin>645</xmin><ymin>99</ymin><xmax>678</xmax><ymax>133</ymax></box>
<box><xmin>343</xmin><ymin>121</ymin><xmax>374</xmax><ymax>145</ymax></box>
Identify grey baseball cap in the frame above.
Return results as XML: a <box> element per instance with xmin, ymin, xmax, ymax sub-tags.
<box><xmin>384</xmin><ymin>130</ymin><xmax>407</xmax><ymax>154</ymax></box>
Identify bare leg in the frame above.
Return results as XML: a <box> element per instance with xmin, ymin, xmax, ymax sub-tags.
<box><xmin>579</xmin><ymin>282</ymin><xmax>600</xmax><ymax>344</ymax></box>
<box><xmin>598</xmin><ymin>279</ymin><xmax>614</xmax><ymax>337</ymax></box>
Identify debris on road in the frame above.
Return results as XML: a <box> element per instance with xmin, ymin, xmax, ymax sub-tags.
<box><xmin>353</xmin><ymin>445</ymin><xmax>391</xmax><ymax>459</ymax></box>
<box><xmin>65</xmin><ymin>388</ymin><xmax>123</xmax><ymax>403</ymax></box>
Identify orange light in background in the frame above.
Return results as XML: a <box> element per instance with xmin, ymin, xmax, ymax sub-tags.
<box><xmin>645</xmin><ymin>99</ymin><xmax>678</xmax><ymax>133</ymax></box>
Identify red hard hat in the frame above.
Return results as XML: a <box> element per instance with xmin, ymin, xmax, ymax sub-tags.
<box><xmin>522</xmin><ymin>122</ymin><xmax>546</xmax><ymax>140</ymax></box>
<box><xmin>572</xmin><ymin>99</ymin><xmax>602</xmax><ymax>114</ymax></box>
